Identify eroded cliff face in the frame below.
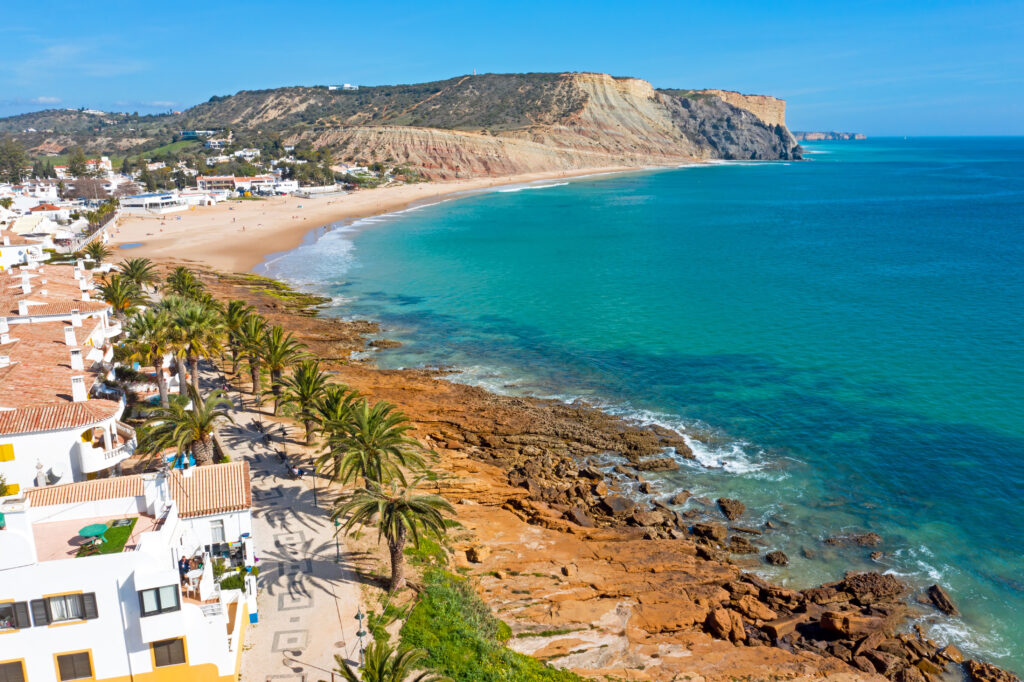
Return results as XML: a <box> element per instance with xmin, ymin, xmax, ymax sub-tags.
<box><xmin>694</xmin><ymin>89</ymin><xmax>788</xmax><ymax>127</ymax></box>
<box><xmin>290</xmin><ymin>72</ymin><xmax>802</xmax><ymax>179</ymax></box>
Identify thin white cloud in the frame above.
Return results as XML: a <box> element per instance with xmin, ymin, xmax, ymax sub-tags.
<box><xmin>31</xmin><ymin>96</ymin><xmax>61</xmax><ymax>104</ymax></box>
<box><xmin>9</xmin><ymin>41</ymin><xmax>147</xmax><ymax>84</ymax></box>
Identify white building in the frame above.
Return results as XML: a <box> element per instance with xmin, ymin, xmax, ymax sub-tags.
<box><xmin>0</xmin><ymin>231</ymin><xmax>52</xmax><ymax>272</ymax></box>
<box><xmin>0</xmin><ymin>261</ymin><xmax>128</xmax><ymax>495</ymax></box>
<box><xmin>0</xmin><ymin>461</ymin><xmax>255</xmax><ymax>682</ymax></box>
<box><xmin>120</xmin><ymin>193</ymin><xmax>188</xmax><ymax>215</ymax></box>
<box><xmin>232</xmin><ymin>149</ymin><xmax>260</xmax><ymax>162</ymax></box>
<box><xmin>205</xmin><ymin>155</ymin><xmax>231</xmax><ymax>166</ymax></box>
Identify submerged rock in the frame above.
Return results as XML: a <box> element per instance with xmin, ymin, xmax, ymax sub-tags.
<box><xmin>692</xmin><ymin>522</ymin><xmax>728</xmax><ymax>542</ymax></box>
<box><xmin>765</xmin><ymin>550</ymin><xmax>789</xmax><ymax>566</ymax></box>
<box><xmin>825</xmin><ymin>532</ymin><xmax>883</xmax><ymax>547</ymax></box>
<box><xmin>635</xmin><ymin>456</ymin><xmax>678</xmax><ymax>471</ymax></box>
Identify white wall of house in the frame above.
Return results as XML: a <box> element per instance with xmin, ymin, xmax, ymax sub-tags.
<box><xmin>0</xmin><ymin>494</ymin><xmax>247</xmax><ymax>681</ymax></box>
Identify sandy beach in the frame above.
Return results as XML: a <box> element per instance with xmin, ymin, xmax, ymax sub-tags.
<box><xmin>109</xmin><ymin>167</ymin><xmax>635</xmax><ymax>272</ymax></box>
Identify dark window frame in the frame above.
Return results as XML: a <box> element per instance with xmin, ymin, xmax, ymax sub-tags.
<box><xmin>56</xmin><ymin>651</ymin><xmax>92</xmax><ymax>680</ymax></box>
<box><xmin>0</xmin><ymin>660</ymin><xmax>26</xmax><ymax>682</ymax></box>
<box><xmin>0</xmin><ymin>602</ymin><xmax>30</xmax><ymax>630</ymax></box>
<box><xmin>152</xmin><ymin>638</ymin><xmax>186</xmax><ymax>667</ymax></box>
<box><xmin>138</xmin><ymin>585</ymin><xmax>180</xmax><ymax>617</ymax></box>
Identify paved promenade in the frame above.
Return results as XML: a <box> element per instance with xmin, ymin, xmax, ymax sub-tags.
<box><xmin>206</xmin><ymin>368</ymin><xmax>369</xmax><ymax>682</ymax></box>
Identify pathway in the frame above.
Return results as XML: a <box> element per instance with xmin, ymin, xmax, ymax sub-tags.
<box><xmin>202</xmin><ymin>365</ymin><xmax>371</xmax><ymax>682</ymax></box>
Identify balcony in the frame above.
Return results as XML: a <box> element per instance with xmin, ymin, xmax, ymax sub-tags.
<box><xmin>104</xmin><ymin>321</ymin><xmax>122</xmax><ymax>338</ymax></box>
<box><xmin>77</xmin><ymin>432</ymin><xmax>136</xmax><ymax>474</ymax></box>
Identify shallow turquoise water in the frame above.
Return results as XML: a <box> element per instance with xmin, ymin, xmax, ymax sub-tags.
<box><xmin>265</xmin><ymin>139</ymin><xmax>1024</xmax><ymax>670</ymax></box>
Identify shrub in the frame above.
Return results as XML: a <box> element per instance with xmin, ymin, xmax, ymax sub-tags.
<box><xmin>400</xmin><ymin>569</ymin><xmax>583</xmax><ymax>681</ymax></box>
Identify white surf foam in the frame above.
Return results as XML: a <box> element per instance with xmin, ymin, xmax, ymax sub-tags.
<box><xmin>497</xmin><ymin>182</ymin><xmax>570</xmax><ymax>193</ymax></box>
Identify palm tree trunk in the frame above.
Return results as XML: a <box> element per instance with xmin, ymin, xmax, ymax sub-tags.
<box><xmin>176</xmin><ymin>356</ymin><xmax>187</xmax><ymax>395</ymax></box>
<box><xmin>190</xmin><ymin>355</ymin><xmax>201</xmax><ymax>395</ymax></box>
<box><xmin>155</xmin><ymin>364</ymin><xmax>169</xmax><ymax>407</ymax></box>
<box><xmin>304</xmin><ymin>418</ymin><xmax>315</xmax><ymax>445</ymax></box>
<box><xmin>229</xmin><ymin>344</ymin><xmax>238</xmax><ymax>374</ymax></box>
<box><xmin>271</xmin><ymin>369</ymin><xmax>282</xmax><ymax>415</ymax></box>
<box><xmin>248</xmin><ymin>357</ymin><xmax>261</xmax><ymax>404</ymax></box>
<box><xmin>193</xmin><ymin>437</ymin><xmax>215</xmax><ymax>466</ymax></box>
<box><xmin>388</xmin><ymin>529</ymin><xmax>407</xmax><ymax>591</ymax></box>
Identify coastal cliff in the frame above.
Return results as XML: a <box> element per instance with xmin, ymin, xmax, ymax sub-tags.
<box><xmin>291</xmin><ymin>73</ymin><xmax>803</xmax><ymax>179</ymax></box>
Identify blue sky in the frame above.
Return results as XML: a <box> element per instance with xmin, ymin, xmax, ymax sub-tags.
<box><xmin>1</xmin><ymin>0</ymin><xmax>1021</xmax><ymax>135</ymax></box>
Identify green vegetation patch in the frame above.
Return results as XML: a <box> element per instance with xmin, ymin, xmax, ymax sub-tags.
<box><xmin>216</xmin><ymin>272</ymin><xmax>330</xmax><ymax>316</ymax></box>
<box><xmin>76</xmin><ymin>517</ymin><xmax>137</xmax><ymax>557</ymax></box>
<box><xmin>401</xmin><ymin>568</ymin><xmax>585</xmax><ymax>682</ymax></box>
<box><xmin>404</xmin><ymin>536</ymin><xmax>447</xmax><ymax>567</ymax></box>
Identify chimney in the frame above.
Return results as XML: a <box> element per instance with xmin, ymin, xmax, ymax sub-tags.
<box><xmin>71</xmin><ymin>375</ymin><xmax>87</xmax><ymax>402</ymax></box>
<box><xmin>73</xmin><ymin>268</ymin><xmax>82</xmax><ymax>280</ymax></box>
<box><xmin>20</xmin><ymin>275</ymin><xmax>30</xmax><ymax>295</ymax></box>
<box><xmin>0</xmin><ymin>355</ymin><xmax>9</xmax><ymax>368</ymax></box>
<box><xmin>76</xmin><ymin>259</ymin><xmax>84</xmax><ymax>270</ymax></box>
<box><xmin>69</xmin><ymin>348</ymin><xmax>83</xmax><ymax>370</ymax></box>
<box><xmin>81</xmin><ymin>292</ymin><xmax>90</xmax><ymax>302</ymax></box>
<box><xmin>2</xmin><ymin>235</ymin><xmax>9</xmax><ymax>246</ymax></box>
<box><xmin>71</xmin><ymin>309</ymin><xmax>82</xmax><ymax>327</ymax></box>
<box><xmin>64</xmin><ymin>325</ymin><xmax>76</xmax><ymax>346</ymax></box>
<box><xmin>0</xmin><ymin>333</ymin><xmax>9</xmax><ymax>344</ymax></box>
<box><xmin>0</xmin><ymin>318</ymin><xmax>7</xmax><ymax>333</ymax></box>
<box><xmin>17</xmin><ymin>301</ymin><xmax>28</xmax><ymax>316</ymax></box>
<box><xmin>78</xmin><ymin>277</ymin><xmax>88</xmax><ymax>291</ymax></box>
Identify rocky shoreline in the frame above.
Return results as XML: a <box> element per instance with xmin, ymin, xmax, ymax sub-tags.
<box><xmin>196</xmin><ymin>265</ymin><xmax>1018</xmax><ymax>682</ymax></box>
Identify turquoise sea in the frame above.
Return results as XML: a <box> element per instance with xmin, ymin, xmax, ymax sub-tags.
<box><xmin>263</xmin><ymin>138</ymin><xmax>1024</xmax><ymax>671</ymax></box>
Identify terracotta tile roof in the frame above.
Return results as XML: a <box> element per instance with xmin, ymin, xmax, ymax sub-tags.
<box><xmin>29</xmin><ymin>203</ymin><xmax>61</xmax><ymax>212</ymax></box>
<box><xmin>24</xmin><ymin>462</ymin><xmax>252</xmax><ymax>519</ymax></box>
<box><xmin>0</xmin><ymin>319</ymin><xmax>109</xmax><ymax>410</ymax></box>
<box><xmin>170</xmin><ymin>461</ymin><xmax>252</xmax><ymax>518</ymax></box>
<box><xmin>0</xmin><ymin>399</ymin><xmax>122</xmax><ymax>435</ymax></box>
<box><xmin>0</xmin><ymin>264</ymin><xmax>108</xmax><ymax>318</ymax></box>
<box><xmin>25</xmin><ymin>475</ymin><xmax>143</xmax><ymax>506</ymax></box>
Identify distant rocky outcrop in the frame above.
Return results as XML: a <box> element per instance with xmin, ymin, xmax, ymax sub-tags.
<box><xmin>794</xmin><ymin>131</ymin><xmax>867</xmax><ymax>141</ymax></box>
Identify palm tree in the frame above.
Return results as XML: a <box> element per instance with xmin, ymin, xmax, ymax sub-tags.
<box><xmin>165</xmin><ymin>266</ymin><xmax>204</xmax><ymax>299</ymax></box>
<box><xmin>98</xmin><ymin>274</ymin><xmax>144</xmax><ymax>322</ymax></box>
<box><xmin>173</xmin><ymin>300</ymin><xmax>225</xmax><ymax>395</ymax></box>
<box><xmin>335</xmin><ymin>641</ymin><xmax>450</xmax><ymax>682</ymax></box>
<box><xmin>333</xmin><ymin>480</ymin><xmax>453</xmax><ymax>592</ymax></box>
<box><xmin>260</xmin><ymin>325</ymin><xmax>305</xmax><ymax>414</ymax></box>
<box><xmin>279</xmin><ymin>359</ymin><xmax>330</xmax><ymax>444</ymax></box>
<box><xmin>237</xmin><ymin>314</ymin><xmax>268</xmax><ymax>404</ymax></box>
<box><xmin>140</xmin><ymin>385</ymin><xmax>234</xmax><ymax>466</ymax></box>
<box><xmin>316</xmin><ymin>399</ymin><xmax>428</xmax><ymax>486</ymax></box>
<box><xmin>125</xmin><ymin>309</ymin><xmax>173</xmax><ymax>407</ymax></box>
<box><xmin>223</xmin><ymin>299</ymin><xmax>255</xmax><ymax>374</ymax></box>
<box><xmin>156</xmin><ymin>296</ymin><xmax>192</xmax><ymax>395</ymax></box>
<box><xmin>83</xmin><ymin>240</ymin><xmax>111</xmax><ymax>264</ymax></box>
<box><xmin>118</xmin><ymin>257</ymin><xmax>158</xmax><ymax>292</ymax></box>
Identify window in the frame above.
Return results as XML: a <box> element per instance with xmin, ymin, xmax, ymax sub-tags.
<box><xmin>0</xmin><ymin>602</ymin><xmax>30</xmax><ymax>630</ymax></box>
<box><xmin>0</xmin><ymin>662</ymin><xmax>25</xmax><ymax>682</ymax></box>
<box><xmin>0</xmin><ymin>443</ymin><xmax>13</xmax><ymax>461</ymax></box>
<box><xmin>30</xmin><ymin>593</ymin><xmax>98</xmax><ymax>625</ymax></box>
<box><xmin>152</xmin><ymin>638</ymin><xmax>186</xmax><ymax>667</ymax></box>
<box><xmin>209</xmin><ymin>519</ymin><xmax>225</xmax><ymax>543</ymax></box>
<box><xmin>56</xmin><ymin>652</ymin><xmax>92</xmax><ymax>680</ymax></box>
<box><xmin>138</xmin><ymin>586</ymin><xmax>180</xmax><ymax>617</ymax></box>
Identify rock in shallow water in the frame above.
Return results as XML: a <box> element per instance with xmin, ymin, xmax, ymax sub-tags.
<box><xmin>717</xmin><ymin>497</ymin><xmax>746</xmax><ymax>520</ymax></box>
<box><xmin>765</xmin><ymin>550</ymin><xmax>789</xmax><ymax>566</ymax></box>
<box><xmin>926</xmin><ymin>583</ymin><xmax>959</xmax><ymax>616</ymax></box>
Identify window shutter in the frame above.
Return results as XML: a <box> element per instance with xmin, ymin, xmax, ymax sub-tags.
<box><xmin>0</xmin><ymin>443</ymin><xmax>14</xmax><ymax>461</ymax></box>
<box><xmin>13</xmin><ymin>601</ymin><xmax>31</xmax><ymax>628</ymax></box>
<box><xmin>30</xmin><ymin>599</ymin><xmax>49</xmax><ymax>626</ymax></box>
<box><xmin>82</xmin><ymin>593</ymin><xmax>98</xmax><ymax>620</ymax></box>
